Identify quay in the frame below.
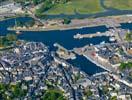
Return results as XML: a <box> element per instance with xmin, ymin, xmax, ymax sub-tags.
<box><xmin>92</xmin><ymin>71</ymin><xmax>108</xmax><ymax>77</ymax></box>
<box><xmin>83</xmin><ymin>53</ymin><xmax>111</xmax><ymax>72</ymax></box>
<box><xmin>54</xmin><ymin>43</ymin><xmax>76</xmax><ymax>60</ymax></box>
<box><xmin>74</xmin><ymin>30</ymin><xmax>114</xmax><ymax>39</ymax></box>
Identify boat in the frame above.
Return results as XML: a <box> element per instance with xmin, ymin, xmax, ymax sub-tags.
<box><xmin>97</xmin><ymin>32</ymin><xmax>101</xmax><ymax>34</ymax></box>
<box><xmin>16</xmin><ymin>30</ymin><xmax>21</xmax><ymax>34</ymax></box>
<box><xmin>109</xmin><ymin>37</ymin><xmax>115</xmax><ymax>42</ymax></box>
<box><xmin>128</xmin><ymin>21</ymin><xmax>132</xmax><ymax>23</ymax></box>
<box><xmin>100</xmin><ymin>41</ymin><xmax>105</xmax><ymax>44</ymax></box>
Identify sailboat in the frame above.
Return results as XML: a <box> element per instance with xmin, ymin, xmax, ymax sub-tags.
<box><xmin>15</xmin><ymin>19</ymin><xmax>21</xmax><ymax>34</ymax></box>
<box><xmin>16</xmin><ymin>30</ymin><xmax>21</xmax><ymax>34</ymax></box>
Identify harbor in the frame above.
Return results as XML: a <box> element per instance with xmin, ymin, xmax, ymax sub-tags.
<box><xmin>0</xmin><ymin>17</ymin><xmax>132</xmax><ymax>75</ymax></box>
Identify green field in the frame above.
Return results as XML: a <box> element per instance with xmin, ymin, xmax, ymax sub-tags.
<box><xmin>104</xmin><ymin>0</ymin><xmax>132</xmax><ymax>10</ymax></box>
<box><xmin>45</xmin><ymin>0</ymin><xmax>104</xmax><ymax>15</ymax></box>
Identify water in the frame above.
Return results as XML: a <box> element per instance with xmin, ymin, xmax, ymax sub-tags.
<box><xmin>18</xmin><ymin>29</ymin><xmax>109</xmax><ymax>50</ymax></box>
<box><xmin>0</xmin><ymin>17</ymin><xmax>32</xmax><ymax>35</ymax></box>
<box><xmin>120</xmin><ymin>23</ymin><xmax>132</xmax><ymax>30</ymax></box>
<box><xmin>0</xmin><ymin>17</ymin><xmax>110</xmax><ymax>50</ymax></box>
<box><xmin>67</xmin><ymin>55</ymin><xmax>105</xmax><ymax>75</ymax></box>
<box><xmin>17</xmin><ymin>24</ymin><xmax>109</xmax><ymax>75</ymax></box>
<box><xmin>0</xmin><ymin>17</ymin><xmax>132</xmax><ymax>75</ymax></box>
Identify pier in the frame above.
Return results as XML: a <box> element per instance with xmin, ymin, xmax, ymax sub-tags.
<box><xmin>74</xmin><ymin>30</ymin><xmax>114</xmax><ymax>39</ymax></box>
<box><xmin>92</xmin><ymin>72</ymin><xmax>108</xmax><ymax>77</ymax></box>
<box><xmin>73</xmin><ymin>28</ymin><xmax>129</xmax><ymax>45</ymax></box>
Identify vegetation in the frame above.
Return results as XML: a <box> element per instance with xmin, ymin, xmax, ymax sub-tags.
<box><xmin>125</xmin><ymin>32</ymin><xmax>132</xmax><ymax>41</ymax></box>
<box><xmin>16</xmin><ymin>19</ymin><xmax>35</xmax><ymax>27</ymax></box>
<box><xmin>84</xmin><ymin>89</ymin><xmax>93</xmax><ymax>97</ymax></box>
<box><xmin>120</xmin><ymin>62</ymin><xmax>132</xmax><ymax>70</ymax></box>
<box><xmin>41</xmin><ymin>89</ymin><xmax>66</xmax><ymax>100</ymax></box>
<box><xmin>0</xmin><ymin>80</ymin><xmax>66</xmax><ymax>100</ymax></box>
<box><xmin>0</xmin><ymin>34</ymin><xmax>17</xmax><ymax>49</ymax></box>
<box><xmin>35</xmin><ymin>0</ymin><xmax>53</xmax><ymax>15</ymax></box>
<box><xmin>6</xmin><ymin>34</ymin><xmax>17</xmax><ymax>41</ymax></box>
<box><xmin>118</xmin><ymin>48</ymin><xmax>125</xmax><ymax>55</ymax></box>
<box><xmin>25</xmin><ymin>20</ymin><xmax>35</xmax><ymax>27</ymax></box>
<box><xmin>110</xmin><ymin>96</ymin><xmax>117</xmax><ymax>100</ymax></box>
<box><xmin>63</xmin><ymin>18</ymin><xmax>71</xmax><ymax>24</ymax></box>
<box><xmin>102</xmin><ymin>85</ymin><xmax>109</xmax><ymax>94</ymax></box>
<box><xmin>74</xmin><ymin>72</ymin><xmax>82</xmax><ymax>82</ymax></box>
<box><xmin>35</xmin><ymin>0</ymin><xmax>103</xmax><ymax>16</ymax></box>
<box><xmin>0</xmin><ymin>83</ymin><xmax>27</xmax><ymax>100</ymax></box>
<box><xmin>13</xmin><ymin>0</ymin><xmax>43</xmax><ymax>5</ymax></box>
<box><xmin>104</xmin><ymin>0</ymin><xmax>132</xmax><ymax>10</ymax></box>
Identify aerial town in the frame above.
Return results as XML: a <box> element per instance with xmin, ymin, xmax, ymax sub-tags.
<box><xmin>0</xmin><ymin>0</ymin><xmax>132</xmax><ymax>100</ymax></box>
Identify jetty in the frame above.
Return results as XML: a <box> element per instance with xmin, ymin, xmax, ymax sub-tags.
<box><xmin>74</xmin><ymin>30</ymin><xmax>114</xmax><ymax>39</ymax></box>
<box><xmin>92</xmin><ymin>72</ymin><xmax>108</xmax><ymax>77</ymax></box>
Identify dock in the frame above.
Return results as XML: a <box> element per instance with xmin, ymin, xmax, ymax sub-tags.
<box><xmin>92</xmin><ymin>72</ymin><xmax>108</xmax><ymax>77</ymax></box>
<box><xmin>74</xmin><ymin>30</ymin><xmax>114</xmax><ymax>39</ymax></box>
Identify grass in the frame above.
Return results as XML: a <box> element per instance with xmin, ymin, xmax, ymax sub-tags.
<box><xmin>45</xmin><ymin>0</ymin><xmax>104</xmax><ymax>15</ymax></box>
<box><xmin>120</xmin><ymin>62</ymin><xmax>132</xmax><ymax>70</ymax></box>
<box><xmin>0</xmin><ymin>34</ymin><xmax>17</xmax><ymax>50</ymax></box>
<box><xmin>125</xmin><ymin>32</ymin><xmax>132</xmax><ymax>42</ymax></box>
<box><xmin>104</xmin><ymin>0</ymin><xmax>132</xmax><ymax>10</ymax></box>
<box><xmin>42</xmin><ymin>89</ymin><xmax>66</xmax><ymax>100</ymax></box>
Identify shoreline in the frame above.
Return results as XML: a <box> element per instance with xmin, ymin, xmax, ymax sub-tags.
<box><xmin>83</xmin><ymin>54</ymin><xmax>111</xmax><ymax>72</ymax></box>
<box><xmin>6</xmin><ymin>15</ymin><xmax>132</xmax><ymax>32</ymax></box>
<box><xmin>0</xmin><ymin>14</ymin><xmax>30</xmax><ymax>21</ymax></box>
<box><xmin>7</xmin><ymin>24</ymin><xmax>107</xmax><ymax>32</ymax></box>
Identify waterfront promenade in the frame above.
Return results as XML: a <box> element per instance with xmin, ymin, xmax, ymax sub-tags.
<box><xmin>7</xmin><ymin>15</ymin><xmax>132</xmax><ymax>32</ymax></box>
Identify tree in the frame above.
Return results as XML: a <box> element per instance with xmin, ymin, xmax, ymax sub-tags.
<box><xmin>25</xmin><ymin>20</ymin><xmax>35</xmax><ymax>27</ymax></box>
<box><xmin>63</xmin><ymin>18</ymin><xmax>71</xmax><ymax>24</ymax></box>
<box><xmin>120</xmin><ymin>62</ymin><xmax>132</xmax><ymax>70</ymax></box>
<box><xmin>125</xmin><ymin>32</ymin><xmax>132</xmax><ymax>41</ymax></box>
<box><xmin>84</xmin><ymin>89</ymin><xmax>93</xmax><ymax>98</ymax></box>
<box><xmin>110</xmin><ymin>96</ymin><xmax>117</xmax><ymax>100</ymax></box>
<box><xmin>6</xmin><ymin>34</ymin><xmax>17</xmax><ymax>42</ymax></box>
<box><xmin>41</xmin><ymin>90</ymin><xmax>66</xmax><ymax>100</ymax></box>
